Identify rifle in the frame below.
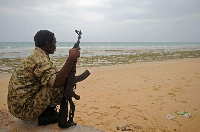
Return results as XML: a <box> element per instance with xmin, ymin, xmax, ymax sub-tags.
<box><xmin>58</xmin><ymin>30</ymin><xmax>90</xmax><ymax>128</ymax></box>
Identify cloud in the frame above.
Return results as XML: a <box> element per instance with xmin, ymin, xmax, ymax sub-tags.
<box><xmin>0</xmin><ymin>0</ymin><xmax>200</xmax><ymax>41</ymax></box>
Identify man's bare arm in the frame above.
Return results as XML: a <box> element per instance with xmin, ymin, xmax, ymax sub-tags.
<box><xmin>53</xmin><ymin>48</ymin><xmax>80</xmax><ymax>87</ymax></box>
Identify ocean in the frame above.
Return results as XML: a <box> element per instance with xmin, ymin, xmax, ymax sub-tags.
<box><xmin>0</xmin><ymin>42</ymin><xmax>200</xmax><ymax>59</ymax></box>
<box><xmin>0</xmin><ymin>42</ymin><xmax>200</xmax><ymax>73</ymax></box>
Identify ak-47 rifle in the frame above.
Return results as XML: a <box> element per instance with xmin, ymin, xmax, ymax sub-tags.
<box><xmin>58</xmin><ymin>30</ymin><xmax>90</xmax><ymax>128</ymax></box>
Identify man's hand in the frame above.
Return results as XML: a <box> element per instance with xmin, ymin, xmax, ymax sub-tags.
<box><xmin>69</xmin><ymin>48</ymin><xmax>80</xmax><ymax>60</ymax></box>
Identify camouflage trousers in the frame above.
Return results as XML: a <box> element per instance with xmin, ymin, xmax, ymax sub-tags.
<box><xmin>8</xmin><ymin>86</ymin><xmax>64</xmax><ymax>120</ymax></box>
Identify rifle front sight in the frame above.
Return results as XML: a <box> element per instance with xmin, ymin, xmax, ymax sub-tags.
<box><xmin>73</xmin><ymin>30</ymin><xmax>82</xmax><ymax>48</ymax></box>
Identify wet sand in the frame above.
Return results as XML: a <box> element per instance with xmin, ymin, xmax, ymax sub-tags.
<box><xmin>1</xmin><ymin>58</ymin><xmax>200</xmax><ymax>131</ymax></box>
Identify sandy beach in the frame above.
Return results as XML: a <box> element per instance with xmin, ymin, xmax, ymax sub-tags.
<box><xmin>1</xmin><ymin>58</ymin><xmax>200</xmax><ymax>132</ymax></box>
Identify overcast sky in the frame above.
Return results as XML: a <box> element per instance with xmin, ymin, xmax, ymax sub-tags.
<box><xmin>0</xmin><ymin>0</ymin><xmax>200</xmax><ymax>42</ymax></box>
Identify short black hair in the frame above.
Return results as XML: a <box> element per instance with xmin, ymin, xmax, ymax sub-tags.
<box><xmin>34</xmin><ymin>30</ymin><xmax>55</xmax><ymax>47</ymax></box>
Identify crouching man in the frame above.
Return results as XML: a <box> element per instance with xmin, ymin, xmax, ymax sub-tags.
<box><xmin>7</xmin><ymin>30</ymin><xmax>80</xmax><ymax>125</ymax></box>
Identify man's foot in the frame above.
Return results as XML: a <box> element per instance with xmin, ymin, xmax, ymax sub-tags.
<box><xmin>58</xmin><ymin>121</ymin><xmax>77</xmax><ymax>128</ymax></box>
<box><xmin>38</xmin><ymin>106</ymin><xmax>58</xmax><ymax>126</ymax></box>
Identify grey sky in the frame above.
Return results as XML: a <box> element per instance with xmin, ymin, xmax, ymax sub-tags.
<box><xmin>0</xmin><ymin>0</ymin><xmax>200</xmax><ymax>42</ymax></box>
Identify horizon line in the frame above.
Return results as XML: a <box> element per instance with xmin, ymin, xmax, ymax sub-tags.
<box><xmin>0</xmin><ymin>41</ymin><xmax>200</xmax><ymax>43</ymax></box>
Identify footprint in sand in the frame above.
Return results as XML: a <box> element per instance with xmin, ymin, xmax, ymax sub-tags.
<box><xmin>172</xmin><ymin>87</ymin><xmax>183</xmax><ymax>94</ymax></box>
<box><xmin>148</xmin><ymin>95</ymin><xmax>153</xmax><ymax>97</ymax></box>
<box><xmin>153</xmin><ymin>88</ymin><xmax>159</xmax><ymax>91</ymax></box>
<box><xmin>115</xmin><ymin>110</ymin><xmax>125</xmax><ymax>117</ymax></box>
<box><xmin>144</xmin><ymin>80</ymin><xmax>148</xmax><ymax>83</ymax></box>
<box><xmin>175</xmin><ymin>100</ymin><xmax>187</xmax><ymax>103</ymax></box>
<box><xmin>193</xmin><ymin>76</ymin><xmax>200</xmax><ymax>79</ymax></box>
<box><xmin>97</xmin><ymin>78</ymin><xmax>104</xmax><ymax>81</ymax></box>
<box><xmin>128</xmin><ymin>104</ymin><xmax>138</xmax><ymax>107</ymax></box>
<box><xmin>93</xmin><ymin>100</ymin><xmax>100</xmax><ymax>102</ymax></box>
<box><xmin>124</xmin><ymin>115</ymin><xmax>132</xmax><ymax>121</ymax></box>
<box><xmin>158</xmin><ymin>107</ymin><xmax>163</xmax><ymax>110</ymax></box>
<box><xmin>82</xmin><ymin>104</ymin><xmax>87</xmax><ymax>108</ymax></box>
<box><xmin>76</xmin><ymin>116</ymin><xmax>83</xmax><ymax>122</ymax></box>
<box><xmin>167</xmin><ymin>92</ymin><xmax>176</xmax><ymax>97</ymax></box>
<box><xmin>194</xmin><ymin>73</ymin><xmax>200</xmax><ymax>79</ymax></box>
<box><xmin>181</xmin><ymin>77</ymin><xmax>186</xmax><ymax>80</ymax></box>
<box><xmin>128</xmin><ymin>89</ymin><xmax>138</xmax><ymax>93</ymax></box>
<box><xmin>90</xmin><ymin>107</ymin><xmax>99</xmax><ymax>110</ymax></box>
<box><xmin>138</xmin><ymin>115</ymin><xmax>148</xmax><ymax>120</ymax></box>
<box><xmin>128</xmin><ymin>105</ymin><xmax>142</xmax><ymax>112</ymax></box>
<box><xmin>110</xmin><ymin>106</ymin><xmax>120</xmax><ymax>109</ymax></box>
<box><xmin>160</xmin><ymin>102</ymin><xmax>166</xmax><ymax>105</ymax></box>
<box><xmin>155</xmin><ymin>98</ymin><xmax>163</xmax><ymax>101</ymax></box>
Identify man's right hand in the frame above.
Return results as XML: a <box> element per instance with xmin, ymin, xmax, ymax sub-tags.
<box><xmin>69</xmin><ymin>48</ymin><xmax>80</xmax><ymax>60</ymax></box>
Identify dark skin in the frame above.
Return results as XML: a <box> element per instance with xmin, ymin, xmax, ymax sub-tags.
<box><xmin>40</xmin><ymin>36</ymin><xmax>80</xmax><ymax>88</ymax></box>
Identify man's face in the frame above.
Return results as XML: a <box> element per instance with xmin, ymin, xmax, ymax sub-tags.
<box><xmin>49</xmin><ymin>36</ymin><xmax>57</xmax><ymax>54</ymax></box>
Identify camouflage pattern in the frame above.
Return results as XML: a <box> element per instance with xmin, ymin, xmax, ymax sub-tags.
<box><xmin>7</xmin><ymin>47</ymin><xmax>64</xmax><ymax>120</ymax></box>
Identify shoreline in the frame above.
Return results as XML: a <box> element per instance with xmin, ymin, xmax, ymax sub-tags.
<box><xmin>1</xmin><ymin>58</ymin><xmax>200</xmax><ymax>131</ymax></box>
<box><xmin>0</xmin><ymin>49</ymin><xmax>200</xmax><ymax>73</ymax></box>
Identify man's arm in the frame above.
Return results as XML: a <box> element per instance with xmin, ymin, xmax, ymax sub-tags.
<box><xmin>53</xmin><ymin>48</ymin><xmax>80</xmax><ymax>87</ymax></box>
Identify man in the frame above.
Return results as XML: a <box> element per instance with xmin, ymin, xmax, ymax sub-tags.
<box><xmin>7</xmin><ymin>30</ymin><xmax>80</xmax><ymax>125</ymax></box>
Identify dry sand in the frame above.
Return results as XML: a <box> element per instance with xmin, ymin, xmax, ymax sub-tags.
<box><xmin>1</xmin><ymin>58</ymin><xmax>200</xmax><ymax>132</ymax></box>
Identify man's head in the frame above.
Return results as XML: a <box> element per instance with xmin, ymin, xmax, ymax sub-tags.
<box><xmin>34</xmin><ymin>30</ymin><xmax>56</xmax><ymax>54</ymax></box>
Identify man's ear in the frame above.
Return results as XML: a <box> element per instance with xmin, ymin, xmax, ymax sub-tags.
<box><xmin>46</xmin><ymin>41</ymin><xmax>50</xmax><ymax>47</ymax></box>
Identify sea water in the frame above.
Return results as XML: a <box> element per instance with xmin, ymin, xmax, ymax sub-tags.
<box><xmin>0</xmin><ymin>42</ymin><xmax>200</xmax><ymax>59</ymax></box>
<box><xmin>0</xmin><ymin>42</ymin><xmax>200</xmax><ymax>73</ymax></box>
